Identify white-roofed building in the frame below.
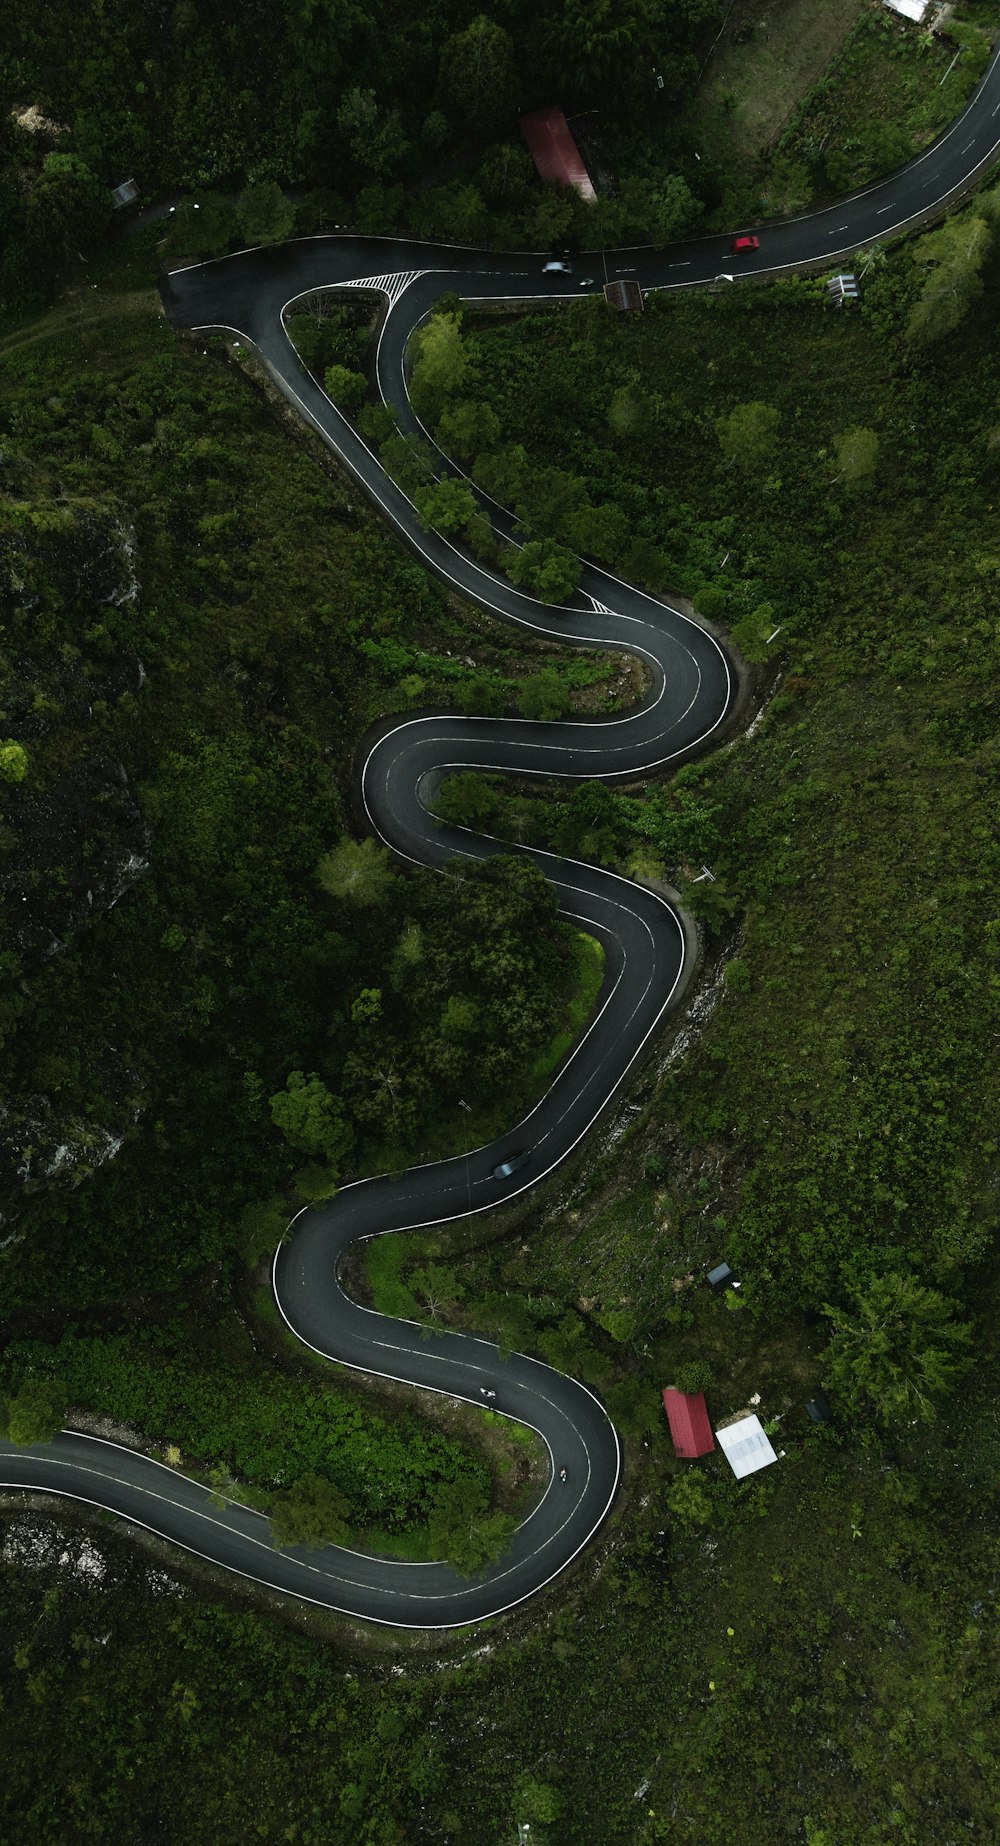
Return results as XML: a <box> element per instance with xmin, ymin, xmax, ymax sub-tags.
<box><xmin>881</xmin><ymin>0</ymin><xmax>932</xmax><ymax>22</ymax></box>
<box><xmin>715</xmin><ymin>1414</ymin><xmax>778</xmax><ymax>1480</ymax></box>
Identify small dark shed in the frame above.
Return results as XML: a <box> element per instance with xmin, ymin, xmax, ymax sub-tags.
<box><xmin>662</xmin><ymin>1387</ymin><xmax>715</xmax><ymax>1459</ymax></box>
<box><xmin>707</xmin><ymin>1261</ymin><xmax>736</xmax><ymax>1292</ymax></box>
<box><xmin>805</xmin><ymin>1393</ymin><xmax>833</xmax><ymax>1424</ymax></box>
<box><xmin>110</xmin><ymin>177</ymin><xmax>139</xmax><ymax>209</ymax></box>
<box><xmin>604</xmin><ymin>280</ymin><xmax>643</xmax><ymax>313</ymax></box>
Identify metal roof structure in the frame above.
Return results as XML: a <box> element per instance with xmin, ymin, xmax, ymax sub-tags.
<box><xmin>604</xmin><ymin>279</ymin><xmax>643</xmax><ymax>312</ymax></box>
<box><xmin>110</xmin><ymin>178</ymin><xmax>139</xmax><ymax>209</ymax></box>
<box><xmin>662</xmin><ymin>1388</ymin><xmax>715</xmax><ymax>1459</ymax></box>
<box><xmin>716</xmin><ymin>1414</ymin><xmax>777</xmax><ymax>1480</ymax></box>
<box><xmin>828</xmin><ymin>273</ymin><xmax>860</xmax><ymax>307</ymax></box>
<box><xmin>882</xmin><ymin>0</ymin><xmax>931</xmax><ymax>20</ymax></box>
<box><xmin>519</xmin><ymin>106</ymin><xmax>596</xmax><ymax>202</ymax></box>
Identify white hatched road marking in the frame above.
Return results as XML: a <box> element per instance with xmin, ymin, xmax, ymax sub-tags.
<box><xmin>341</xmin><ymin>271</ymin><xmax>423</xmax><ymax>308</ymax></box>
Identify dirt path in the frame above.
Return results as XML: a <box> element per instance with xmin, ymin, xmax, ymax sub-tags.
<box><xmin>0</xmin><ymin>287</ymin><xmax>163</xmax><ymax>358</ymax></box>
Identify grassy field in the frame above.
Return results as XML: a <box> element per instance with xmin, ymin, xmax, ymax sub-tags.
<box><xmin>687</xmin><ymin>1</ymin><xmax>994</xmax><ymax>224</ymax></box>
<box><xmin>694</xmin><ymin>0</ymin><xmax>865</xmax><ymax>165</ymax></box>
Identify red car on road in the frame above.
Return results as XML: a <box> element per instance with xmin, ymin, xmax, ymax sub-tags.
<box><xmin>731</xmin><ymin>234</ymin><xmax>760</xmax><ymax>254</ymax></box>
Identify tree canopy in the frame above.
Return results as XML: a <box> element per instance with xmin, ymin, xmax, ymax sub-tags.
<box><xmin>823</xmin><ymin>1275</ymin><xmax>973</xmax><ymax>1424</ymax></box>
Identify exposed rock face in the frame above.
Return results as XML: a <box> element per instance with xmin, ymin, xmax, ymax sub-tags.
<box><xmin>1</xmin><ymin>498</ymin><xmax>150</xmax><ymax>1216</ymax></box>
<box><xmin>0</xmin><ymin>1088</ymin><xmax>141</xmax><ymax>1196</ymax></box>
<box><xmin>2</xmin><ymin>753</ymin><xmax>148</xmax><ymax>965</ymax></box>
<box><xmin>1</xmin><ymin>1518</ymin><xmax>107</xmax><ymax>1582</ymax></box>
<box><xmin>2</xmin><ymin>754</ymin><xmax>148</xmax><ymax>965</ymax></box>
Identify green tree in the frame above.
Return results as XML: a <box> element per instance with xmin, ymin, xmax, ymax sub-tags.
<box><xmin>411</xmin><ymin>1262</ymin><xmax>466</xmax><ymax>1317</ymax></box>
<box><xmin>474</xmin><ymin>442</ymin><xmax>529</xmax><ymax>508</ymax></box>
<box><xmin>731</xmin><ymin>602</ymin><xmax>778</xmax><ymax>664</ymax></box>
<box><xmin>553</xmin><ymin>780</ymin><xmax>621</xmax><ymax>861</ymax></box>
<box><xmin>526</xmin><ymin>182</ymin><xmax>577</xmax><ymax>251</ymax></box>
<box><xmin>293</xmin><ymin>1162</ymin><xmax>341</xmax><ymax>1203</ymax></box>
<box><xmin>717</xmin><ymin>400</ymin><xmax>780</xmax><ymax>474</ymax></box>
<box><xmin>439</xmin><ymin>994</ymin><xmax>480</xmax><ymax>1041</ymax></box>
<box><xmin>479</xmin><ymin>142</ymin><xmax>535</xmax><ymax>205</ymax></box>
<box><xmin>270</xmin><ymin>1473</ymin><xmax>350</xmax><ymax>1550</ymax></box>
<box><xmin>619</xmin><ymin>534</ymin><xmax>668</xmax><ymax>592</ymax></box>
<box><xmin>6</xmin><ymin>1381</ymin><xmax>65</xmax><ymax>1446</ymax></box>
<box><xmin>350</xmin><ymin>987</ymin><xmax>383</xmax><ymax>1026</ymax></box>
<box><xmin>565</xmin><ymin>501</ymin><xmax>628</xmax><ymax>564</ymax></box>
<box><xmin>543</xmin><ymin>0</ymin><xmax>654</xmax><ymax>88</ymax></box>
<box><xmin>317</xmin><ymin>837</ymin><xmax>398</xmax><ymax>907</ymax></box>
<box><xmin>0</xmin><ymin>740</ymin><xmax>29</xmax><ymax>782</ymax></box>
<box><xmin>236</xmin><ymin>181</ymin><xmax>295</xmax><ymax>247</ymax></box>
<box><xmin>464</xmin><ymin>672</ymin><xmax>503</xmax><ymax>715</ymax></box>
<box><xmin>515</xmin><ymin>464</ymin><xmax>586</xmax><ymax>543</ymax></box>
<box><xmin>388</xmin><ymin>921</ymin><xmax>424</xmax><ymax>991</ymax></box>
<box><xmin>436</xmin><ymin>399</ymin><xmax>500</xmax><ymax>462</ymax></box>
<box><xmin>356</xmin><ymin>179</ymin><xmax>404</xmax><ymax>234</ymax></box>
<box><xmin>608</xmin><ymin>381</ymin><xmax>649</xmax><ymax>440</ymax></box>
<box><xmin>337</xmin><ymin>88</ymin><xmax>407</xmax><ymax>176</ymax></box>
<box><xmin>165</xmin><ymin>192</ymin><xmax>234</xmax><ymax>260</ymax></box>
<box><xmin>906</xmin><ymin>214</ymin><xmax>991</xmax><ymax>348</ymax></box>
<box><xmin>357</xmin><ymin>400</ymin><xmax>397</xmax><ymax>447</ymax></box>
<box><xmin>414</xmin><ymin>181</ymin><xmax>489</xmax><ymax>245</ymax></box>
<box><xmin>511</xmin><ymin>1773</ymin><xmax>562</xmax><ymax>1845</ymax></box>
<box><xmin>466</xmin><ymin>511</ymin><xmax>499</xmax><ymax>565</ymax></box>
<box><xmin>508</xmin><ymin>538</ymin><xmax>580</xmax><ymax>603</ymax></box>
<box><xmin>380</xmin><ymin>431</ymin><xmax>437</xmax><ymax>495</ymax></box>
<box><xmin>22</xmin><ymin>153</ymin><xmax>110</xmax><ymax>288</ymax></box>
<box><xmin>621</xmin><ymin>173</ymin><xmax>702</xmax><ymax>245</ymax></box>
<box><xmin>427</xmin><ymin>1476</ymin><xmax>517</xmax><ymax>1576</ymax></box>
<box><xmin>435</xmin><ymin>770</ymin><xmax>498</xmax><ymax>830</ymax></box>
<box><xmin>437</xmin><ymin>16</ymin><xmax>516</xmax><ymax>125</ymax></box>
<box><xmin>666</xmin><ymin>1468</ymin><xmax>714</xmax><ymax>1529</ymax></box>
<box><xmin>605</xmin><ymin>1373</ymin><xmax>660</xmax><ymax>1438</ymax></box>
<box><xmin>832</xmin><ymin>426</ymin><xmax>879</xmax><ymax>489</ymax></box>
<box><xmin>519</xmin><ymin>667</ymin><xmax>567</xmax><ymax>721</ymax></box>
<box><xmin>323</xmin><ymin>365</ymin><xmax>367</xmax><ymax>414</ymax></box>
<box><xmin>410</xmin><ymin>312</ymin><xmax>468</xmax><ymax>424</ymax></box>
<box><xmin>269</xmin><ymin>1071</ymin><xmax>355</xmax><ymax>1169</ymax></box>
<box><xmin>414</xmin><ymin>474</ymin><xmax>478</xmax><ymax>536</ymax></box>
<box><xmin>823</xmin><ymin>1274</ymin><xmax>973</xmax><ymax>1424</ymax></box>
<box><xmin>235</xmin><ymin>1196</ymin><xmax>287</xmax><ymax>1267</ymax></box>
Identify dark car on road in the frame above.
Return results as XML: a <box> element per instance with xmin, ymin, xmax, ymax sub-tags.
<box><xmin>490</xmin><ymin>1150</ymin><xmax>533</xmax><ymax>1180</ymax></box>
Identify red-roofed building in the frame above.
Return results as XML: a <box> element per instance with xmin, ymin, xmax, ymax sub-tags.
<box><xmin>519</xmin><ymin>105</ymin><xmax>596</xmax><ymax>203</ymax></box>
<box><xmin>662</xmin><ymin>1388</ymin><xmax>715</xmax><ymax>1460</ymax></box>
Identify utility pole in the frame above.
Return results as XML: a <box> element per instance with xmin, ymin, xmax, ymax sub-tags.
<box><xmin>458</xmin><ymin>1099</ymin><xmax>472</xmax><ymax>1214</ymax></box>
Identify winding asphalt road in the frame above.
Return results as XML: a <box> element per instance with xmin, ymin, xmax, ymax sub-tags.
<box><xmin>4</xmin><ymin>40</ymin><xmax>999</xmax><ymax>1625</ymax></box>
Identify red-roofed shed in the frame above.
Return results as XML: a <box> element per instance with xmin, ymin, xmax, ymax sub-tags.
<box><xmin>519</xmin><ymin>105</ymin><xmax>596</xmax><ymax>203</ymax></box>
<box><xmin>662</xmin><ymin>1388</ymin><xmax>715</xmax><ymax>1460</ymax></box>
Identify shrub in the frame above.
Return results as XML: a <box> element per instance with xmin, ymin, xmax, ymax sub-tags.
<box><xmin>0</xmin><ymin>740</ymin><xmax>28</xmax><ymax>782</ymax></box>
<box><xmin>323</xmin><ymin>365</ymin><xmax>368</xmax><ymax>415</ymax></box>
<box><xmin>508</xmin><ymin>537</ymin><xmax>580</xmax><ymax>604</ymax></box>
<box><xmin>672</xmin><ymin>1360</ymin><xmax>714</xmax><ymax>1395</ymax></box>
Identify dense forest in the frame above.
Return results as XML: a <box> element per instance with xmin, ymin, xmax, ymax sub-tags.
<box><xmin>2</xmin><ymin>0</ymin><xmax>1000</xmax><ymax>1840</ymax></box>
